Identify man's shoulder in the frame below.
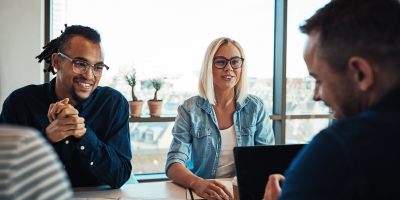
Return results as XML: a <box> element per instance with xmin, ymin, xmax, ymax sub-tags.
<box><xmin>94</xmin><ymin>86</ymin><xmax>127</xmax><ymax>103</ymax></box>
<box><xmin>328</xmin><ymin>111</ymin><xmax>399</xmax><ymax>138</ymax></box>
<box><xmin>317</xmin><ymin>111</ymin><xmax>400</xmax><ymax>153</ymax></box>
<box><xmin>6</xmin><ymin>83</ymin><xmax>47</xmax><ymax>101</ymax></box>
<box><xmin>320</xmin><ymin>116</ymin><xmax>372</xmax><ymax>143</ymax></box>
<box><xmin>305</xmin><ymin>116</ymin><xmax>374</xmax><ymax>155</ymax></box>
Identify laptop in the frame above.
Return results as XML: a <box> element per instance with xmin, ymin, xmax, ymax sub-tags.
<box><xmin>233</xmin><ymin>144</ymin><xmax>305</xmax><ymax>200</ymax></box>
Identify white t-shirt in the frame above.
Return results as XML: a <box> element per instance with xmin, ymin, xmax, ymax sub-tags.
<box><xmin>215</xmin><ymin>125</ymin><xmax>238</xmax><ymax>178</ymax></box>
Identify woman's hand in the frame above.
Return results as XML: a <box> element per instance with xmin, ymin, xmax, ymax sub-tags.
<box><xmin>191</xmin><ymin>179</ymin><xmax>233</xmax><ymax>200</ymax></box>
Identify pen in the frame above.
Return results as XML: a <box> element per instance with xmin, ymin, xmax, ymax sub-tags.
<box><xmin>189</xmin><ymin>188</ymin><xmax>194</xmax><ymax>200</ymax></box>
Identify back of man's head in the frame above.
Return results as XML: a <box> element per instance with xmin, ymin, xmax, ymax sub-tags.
<box><xmin>36</xmin><ymin>24</ymin><xmax>101</xmax><ymax>75</ymax></box>
<box><xmin>301</xmin><ymin>0</ymin><xmax>400</xmax><ymax>75</ymax></box>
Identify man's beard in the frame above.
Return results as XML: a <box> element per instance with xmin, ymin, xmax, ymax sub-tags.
<box><xmin>60</xmin><ymin>65</ymin><xmax>91</xmax><ymax>105</ymax></box>
<box><xmin>70</xmin><ymin>83</ymin><xmax>89</xmax><ymax>105</ymax></box>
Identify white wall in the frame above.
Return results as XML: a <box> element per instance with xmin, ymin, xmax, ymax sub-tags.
<box><xmin>0</xmin><ymin>0</ymin><xmax>44</xmax><ymax>113</ymax></box>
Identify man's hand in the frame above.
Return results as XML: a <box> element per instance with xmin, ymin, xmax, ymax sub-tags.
<box><xmin>263</xmin><ymin>174</ymin><xmax>285</xmax><ymax>200</ymax></box>
<box><xmin>48</xmin><ymin>98</ymin><xmax>70</xmax><ymax>123</ymax></box>
<box><xmin>191</xmin><ymin>179</ymin><xmax>233</xmax><ymax>200</ymax></box>
<box><xmin>45</xmin><ymin>100</ymin><xmax>86</xmax><ymax>143</ymax></box>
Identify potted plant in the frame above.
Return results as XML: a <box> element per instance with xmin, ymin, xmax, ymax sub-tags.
<box><xmin>124</xmin><ymin>72</ymin><xmax>144</xmax><ymax>117</ymax></box>
<box><xmin>147</xmin><ymin>78</ymin><xmax>163</xmax><ymax>117</ymax></box>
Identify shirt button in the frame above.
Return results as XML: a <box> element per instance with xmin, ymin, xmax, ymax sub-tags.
<box><xmin>90</xmin><ymin>162</ymin><xmax>93</xmax><ymax>166</ymax></box>
<box><xmin>238</xmin><ymin>138</ymin><xmax>241</xmax><ymax>141</ymax></box>
<box><xmin>65</xmin><ymin>140</ymin><xmax>69</xmax><ymax>144</ymax></box>
<box><xmin>80</xmin><ymin>146</ymin><xmax>85</xmax><ymax>150</ymax></box>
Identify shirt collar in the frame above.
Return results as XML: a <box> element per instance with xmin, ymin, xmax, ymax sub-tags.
<box><xmin>368</xmin><ymin>88</ymin><xmax>400</xmax><ymax>112</ymax></box>
<box><xmin>80</xmin><ymin>88</ymin><xmax>94</xmax><ymax>110</ymax></box>
<box><xmin>47</xmin><ymin>77</ymin><xmax>94</xmax><ymax>110</ymax></box>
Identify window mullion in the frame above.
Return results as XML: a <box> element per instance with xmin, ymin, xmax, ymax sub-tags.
<box><xmin>272</xmin><ymin>0</ymin><xmax>288</xmax><ymax>145</ymax></box>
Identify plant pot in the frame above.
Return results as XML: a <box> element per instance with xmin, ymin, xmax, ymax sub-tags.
<box><xmin>147</xmin><ymin>100</ymin><xmax>163</xmax><ymax>117</ymax></box>
<box><xmin>129</xmin><ymin>101</ymin><xmax>144</xmax><ymax>117</ymax></box>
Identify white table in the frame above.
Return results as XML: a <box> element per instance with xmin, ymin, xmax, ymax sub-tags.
<box><xmin>73</xmin><ymin>178</ymin><xmax>232</xmax><ymax>199</ymax></box>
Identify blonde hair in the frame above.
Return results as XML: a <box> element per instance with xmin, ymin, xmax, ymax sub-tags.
<box><xmin>198</xmin><ymin>37</ymin><xmax>249</xmax><ymax>105</ymax></box>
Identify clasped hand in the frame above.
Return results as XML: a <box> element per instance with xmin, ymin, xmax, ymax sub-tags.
<box><xmin>45</xmin><ymin>98</ymin><xmax>86</xmax><ymax>143</ymax></box>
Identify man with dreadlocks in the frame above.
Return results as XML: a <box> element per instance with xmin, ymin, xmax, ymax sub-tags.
<box><xmin>0</xmin><ymin>25</ymin><xmax>132</xmax><ymax>189</ymax></box>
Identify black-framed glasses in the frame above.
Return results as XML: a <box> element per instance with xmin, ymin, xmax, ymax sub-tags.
<box><xmin>58</xmin><ymin>53</ymin><xmax>109</xmax><ymax>77</ymax></box>
<box><xmin>213</xmin><ymin>56</ymin><xmax>244</xmax><ymax>69</ymax></box>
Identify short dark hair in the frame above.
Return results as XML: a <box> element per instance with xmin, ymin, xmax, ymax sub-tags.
<box><xmin>300</xmin><ymin>0</ymin><xmax>400</xmax><ymax>73</ymax></box>
<box><xmin>36</xmin><ymin>24</ymin><xmax>101</xmax><ymax>75</ymax></box>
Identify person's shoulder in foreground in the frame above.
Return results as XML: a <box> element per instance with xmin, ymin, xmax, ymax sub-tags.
<box><xmin>280</xmin><ymin>89</ymin><xmax>400</xmax><ymax>200</ymax></box>
<box><xmin>263</xmin><ymin>0</ymin><xmax>400</xmax><ymax>199</ymax></box>
<box><xmin>0</xmin><ymin>125</ymin><xmax>73</xmax><ymax>200</ymax></box>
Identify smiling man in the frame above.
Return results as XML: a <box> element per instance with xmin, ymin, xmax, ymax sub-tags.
<box><xmin>263</xmin><ymin>0</ymin><xmax>400</xmax><ymax>199</ymax></box>
<box><xmin>0</xmin><ymin>25</ymin><xmax>132</xmax><ymax>188</ymax></box>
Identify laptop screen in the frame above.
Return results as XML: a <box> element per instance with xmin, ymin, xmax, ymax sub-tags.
<box><xmin>233</xmin><ymin>144</ymin><xmax>305</xmax><ymax>200</ymax></box>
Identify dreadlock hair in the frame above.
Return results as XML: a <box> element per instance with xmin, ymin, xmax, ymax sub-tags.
<box><xmin>300</xmin><ymin>0</ymin><xmax>400</xmax><ymax>74</ymax></box>
<box><xmin>36</xmin><ymin>24</ymin><xmax>101</xmax><ymax>75</ymax></box>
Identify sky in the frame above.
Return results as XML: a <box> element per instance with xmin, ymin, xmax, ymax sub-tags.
<box><xmin>286</xmin><ymin>0</ymin><xmax>331</xmax><ymax>77</ymax></box>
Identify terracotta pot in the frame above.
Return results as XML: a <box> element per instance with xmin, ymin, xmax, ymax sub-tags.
<box><xmin>129</xmin><ymin>101</ymin><xmax>144</xmax><ymax>117</ymax></box>
<box><xmin>147</xmin><ymin>100</ymin><xmax>163</xmax><ymax>117</ymax></box>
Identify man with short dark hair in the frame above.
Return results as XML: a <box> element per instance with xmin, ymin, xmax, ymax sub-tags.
<box><xmin>0</xmin><ymin>25</ymin><xmax>132</xmax><ymax>189</ymax></box>
<box><xmin>264</xmin><ymin>0</ymin><xmax>400</xmax><ymax>199</ymax></box>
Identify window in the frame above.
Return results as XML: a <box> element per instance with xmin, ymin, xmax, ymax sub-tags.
<box><xmin>284</xmin><ymin>0</ymin><xmax>332</xmax><ymax>144</ymax></box>
<box><xmin>286</xmin><ymin>0</ymin><xmax>331</xmax><ymax>115</ymax></box>
<box><xmin>51</xmin><ymin>0</ymin><xmax>275</xmax><ymax>116</ymax></box>
<box><xmin>286</xmin><ymin>119</ymin><xmax>331</xmax><ymax>144</ymax></box>
<box><xmin>130</xmin><ymin>122</ymin><xmax>172</xmax><ymax>174</ymax></box>
<box><xmin>49</xmin><ymin>0</ymin><xmax>333</xmax><ymax>175</ymax></box>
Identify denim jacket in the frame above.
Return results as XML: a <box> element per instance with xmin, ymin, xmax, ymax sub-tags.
<box><xmin>165</xmin><ymin>94</ymin><xmax>274</xmax><ymax>179</ymax></box>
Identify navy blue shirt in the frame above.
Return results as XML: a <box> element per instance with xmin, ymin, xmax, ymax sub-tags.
<box><xmin>0</xmin><ymin>78</ymin><xmax>132</xmax><ymax>189</ymax></box>
<box><xmin>280</xmin><ymin>89</ymin><xmax>400</xmax><ymax>200</ymax></box>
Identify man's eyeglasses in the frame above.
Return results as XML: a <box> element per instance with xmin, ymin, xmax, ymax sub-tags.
<box><xmin>213</xmin><ymin>57</ymin><xmax>244</xmax><ymax>69</ymax></box>
<box><xmin>58</xmin><ymin>53</ymin><xmax>109</xmax><ymax>77</ymax></box>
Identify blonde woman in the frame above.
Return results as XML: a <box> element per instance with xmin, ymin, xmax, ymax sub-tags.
<box><xmin>166</xmin><ymin>37</ymin><xmax>274</xmax><ymax>200</ymax></box>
